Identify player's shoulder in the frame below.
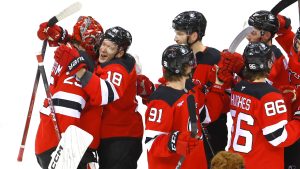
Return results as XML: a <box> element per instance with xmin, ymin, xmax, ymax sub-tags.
<box><xmin>234</xmin><ymin>80</ymin><xmax>280</xmax><ymax>100</ymax></box>
<box><xmin>100</xmin><ymin>53</ymin><xmax>136</xmax><ymax>73</ymax></box>
<box><xmin>270</xmin><ymin>45</ymin><xmax>283</xmax><ymax>59</ymax></box>
<box><xmin>195</xmin><ymin>47</ymin><xmax>221</xmax><ymax>65</ymax></box>
<box><xmin>149</xmin><ymin>85</ymin><xmax>186</xmax><ymax>107</ymax></box>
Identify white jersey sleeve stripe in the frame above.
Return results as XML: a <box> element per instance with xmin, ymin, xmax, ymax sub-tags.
<box><xmin>200</xmin><ymin>105</ymin><xmax>211</xmax><ymax>124</ymax></box>
<box><xmin>52</xmin><ymin>91</ymin><xmax>86</xmax><ymax>109</ymax></box>
<box><xmin>100</xmin><ymin>79</ymin><xmax>109</xmax><ymax>105</ymax></box>
<box><xmin>100</xmin><ymin>79</ymin><xmax>120</xmax><ymax>105</ymax></box>
<box><xmin>268</xmin><ymin>127</ymin><xmax>288</xmax><ymax>146</ymax></box>
<box><xmin>262</xmin><ymin>120</ymin><xmax>287</xmax><ymax>135</ymax></box>
<box><xmin>145</xmin><ymin>129</ymin><xmax>168</xmax><ymax>151</ymax></box>
<box><xmin>262</xmin><ymin>120</ymin><xmax>288</xmax><ymax>146</ymax></box>
<box><xmin>40</xmin><ymin>106</ymin><xmax>80</xmax><ymax>118</ymax></box>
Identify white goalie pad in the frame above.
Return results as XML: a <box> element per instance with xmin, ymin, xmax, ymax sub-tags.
<box><xmin>48</xmin><ymin>125</ymin><xmax>93</xmax><ymax>169</ymax></box>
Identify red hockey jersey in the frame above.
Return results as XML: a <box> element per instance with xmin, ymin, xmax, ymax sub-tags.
<box><xmin>192</xmin><ymin>47</ymin><xmax>221</xmax><ymax>85</ymax></box>
<box><xmin>35</xmin><ymin>71</ymin><xmax>102</xmax><ymax>154</ymax></box>
<box><xmin>228</xmin><ymin>80</ymin><xmax>300</xmax><ymax>169</ymax></box>
<box><xmin>267</xmin><ymin>45</ymin><xmax>290</xmax><ymax>88</ymax></box>
<box><xmin>82</xmin><ymin>54</ymin><xmax>143</xmax><ymax>138</ymax></box>
<box><xmin>145</xmin><ymin>82</ymin><xmax>229</xmax><ymax>169</ymax></box>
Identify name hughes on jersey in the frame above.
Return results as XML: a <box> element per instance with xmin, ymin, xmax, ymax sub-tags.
<box><xmin>231</xmin><ymin>94</ymin><xmax>251</xmax><ymax>111</ymax></box>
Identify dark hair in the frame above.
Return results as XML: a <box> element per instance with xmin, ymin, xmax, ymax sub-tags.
<box><xmin>242</xmin><ymin>66</ymin><xmax>270</xmax><ymax>81</ymax></box>
<box><xmin>163</xmin><ymin>64</ymin><xmax>190</xmax><ymax>82</ymax></box>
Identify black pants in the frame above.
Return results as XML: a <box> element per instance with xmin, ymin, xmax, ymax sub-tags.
<box><xmin>98</xmin><ymin>137</ymin><xmax>143</xmax><ymax>169</ymax></box>
<box><xmin>285</xmin><ymin>139</ymin><xmax>300</xmax><ymax>169</ymax></box>
<box><xmin>203</xmin><ymin>114</ymin><xmax>228</xmax><ymax>168</ymax></box>
<box><xmin>36</xmin><ymin>147</ymin><xmax>97</xmax><ymax>169</ymax></box>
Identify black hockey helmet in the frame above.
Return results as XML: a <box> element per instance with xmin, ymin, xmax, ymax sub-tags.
<box><xmin>162</xmin><ymin>44</ymin><xmax>196</xmax><ymax>75</ymax></box>
<box><xmin>172</xmin><ymin>11</ymin><xmax>207</xmax><ymax>38</ymax></box>
<box><xmin>248</xmin><ymin>10</ymin><xmax>279</xmax><ymax>35</ymax></box>
<box><xmin>293</xmin><ymin>27</ymin><xmax>300</xmax><ymax>52</ymax></box>
<box><xmin>243</xmin><ymin>42</ymin><xmax>272</xmax><ymax>72</ymax></box>
<box><xmin>100</xmin><ymin>26</ymin><xmax>132</xmax><ymax>52</ymax></box>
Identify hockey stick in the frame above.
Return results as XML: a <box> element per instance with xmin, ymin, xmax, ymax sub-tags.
<box><xmin>37</xmin><ymin>54</ymin><xmax>61</xmax><ymax>140</ymax></box>
<box><xmin>17</xmin><ymin>2</ymin><xmax>82</xmax><ymax>162</ymax></box>
<box><xmin>228</xmin><ymin>0</ymin><xmax>296</xmax><ymax>54</ymax></box>
<box><xmin>176</xmin><ymin>95</ymin><xmax>198</xmax><ymax>169</ymax></box>
<box><xmin>271</xmin><ymin>0</ymin><xmax>297</xmax><ymax>15</ymax></box>
<box><xmin>228</xmin><ymin>26</ymin><xmax>253</xmax><ymax>53</ymax></box>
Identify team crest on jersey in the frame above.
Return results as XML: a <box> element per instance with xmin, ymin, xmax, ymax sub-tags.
<box><xmin>177</xmin><ymin>100</ymin><xmax>184</xmax><ymax>107</ymax></box>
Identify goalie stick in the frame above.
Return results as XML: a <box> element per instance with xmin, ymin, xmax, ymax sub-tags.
<box><xmin>17</xmin><ymin>2</ymin><xmax>82</xmax><ymax>162</ymax></box>
<box><xmin>176</xmin><ymin>95</ymin><xmax>198</xmax><ymax>169</ymax></box>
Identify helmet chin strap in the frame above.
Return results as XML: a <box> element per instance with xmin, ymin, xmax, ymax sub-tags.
<box><xmin>187</xmin><ymin>35</ymin><xmax>199</xmax><ymax>47</ymax></box>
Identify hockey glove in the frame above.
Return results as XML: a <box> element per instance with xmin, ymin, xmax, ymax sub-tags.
<box><xmin>54</xmin><ymin>44</ymin><xmax>94</xmax><ymax>76</ymax></box>
<box><xmin>37</xmin><ymin>22</ymin><xmax>69</xmax><ymax>47</ymax></box>
<box><xmin>219</xmin><ymin>50</ymin><xmax>244</xmax><ymax>75</ymax></box>
<box><xmin>277</xmin><ymin>14</ymin><xmax>292</xmax><ymax>35</ymax></box>
<box><xmin>279</xmin><ymin>85</ymin><xmax>296</xmax><ymax>103</ymax></box>
<box><xmin>168</xmin><ymin>131</ymin><xmax>199</xmax><ymax>157</ymax></box>
<box><xmin>137</xmin><ymin>74</ymin><xmax>155</xmax><ymax>97</ymax></box>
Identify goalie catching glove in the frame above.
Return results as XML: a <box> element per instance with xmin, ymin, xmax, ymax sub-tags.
<box><xmin>168</xmin><ymin>131</ymin><xmax>200</xmax><ymax>157</ymax></box>
<box><xmin>37</xmin><ymin>22</ymin><xmax>69</xmax><ymax>47</ymax></box>
<box><xmin>54</xmin><ymin>43</ymin><xmax>95</xmax><ymax>76</ymax></box>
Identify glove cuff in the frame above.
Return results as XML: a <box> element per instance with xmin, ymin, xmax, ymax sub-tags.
<box><xmin>79</xmin><ymin>71</ymin><xmax>93</xmax><ymax>87</ymax></box>
<box><xmin>58</xmin><ymin>27</ymin><xmax>69</xmax><ymax>43</ymax></box>
<box><xmin>168</xmin><ymin>131</ymin><xmax>180</xmax><ymax>152</ymax></box>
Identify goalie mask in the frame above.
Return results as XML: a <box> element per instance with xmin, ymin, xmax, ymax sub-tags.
<box><xmin>243</xmin><ymin>42</ymin><xmax>273</xmax><ymax>72</ymax></box>
<box><xmin>73</xmin><ymin>16</ymin><xmax>104</xmax><ymax>59</ymax></box>
<box><xmin>162</xmin><ymin>44</ymin><xmax>196</xmax><ymax>75</ymax></box>
<box><xmin>172</xmin><ymin>11</ymin><xmax>207</xmax><ymax>39</ymax></box>
<box><xmin>248</xmin><ymin>10</ymin><xmax>279</xmax><ymax>36</ymax></box>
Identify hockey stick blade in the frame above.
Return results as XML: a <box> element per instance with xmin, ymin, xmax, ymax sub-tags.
<box><xmin>228</xmin><ymin>26</ymin><xmax>253</xmax><ymax>53</ymax></box>
<box><xmin>271</xmin><ymin>0</ymin><xmax>297</xmax><ymax>15</ymax></box>
<box><xmin>48</xmin><ymin>2</ymin><xmax>82</xmax><ymax>26</ymax></box>
<box><xmin>17</xmin><ymin>2</ymin><xmax>82</xmax><ymax>162</ymax></box>
<box><xmin>48</xmin><ymin>125</ymin><xmax>93</xmax><ymax>169</ymax></box>
<box><xmin>176</xmin><ymin>95</ymin><xmax>198</xmax><ymax>169</ymax></box>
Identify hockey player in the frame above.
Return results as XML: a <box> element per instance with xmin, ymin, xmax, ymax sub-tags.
<box><xmin>246</xmin><ymin>10</ymin><xmax>290</xmax><ymax>88</ymax></box>
<box><xmin>70</xmin><ymin>26</ymin><xmax>144</xmax><ymax>169</ymax></box>
<box><xmin>172</xmin><ymin>11</ymin><xmax>229</xmax><ymax>165</ymax></box>
<box><xmin>228</xmin><ymin>42</ymin><xmax>300</xmax><ymax>169</ymax></box>
<box><xmin>35</xmin><ymin>16</ymin><xmax>104</xmax><ymax>168</ymax></box>
<box><xmin>37</xmin><ymin>18</ymin><xmax>143</xmax><ymax>168</ymax></box>
<box><xmin>269</xmin><ymin>14</ymin><xmax>300</xmax><ymax>169</ymax></box>
<box><xmin>145</xmin><ymin>44</ymin><xmax>230</xmax><ymax>169</ymax></box>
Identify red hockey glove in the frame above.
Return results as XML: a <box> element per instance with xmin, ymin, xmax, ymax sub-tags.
<box><xmin>217</xmin><ymin>66</ymin><xmax>233</xmax><ymax>87</ymax></box>
<box><xmin>37</xmin><ymin>22</ymin><xmax>69</xmax><ymax>47</ymax></box>
<box><xmin>219</xmin><ymin>50</ymin><xmax>244</xmax><ymax>75</ymax></box>
<box><xmin>277</xmin><ymin>14</ymin><xmax>292</xmax><ymax>35</ymax></box>
<box><xmin>137</xmin><ymin>74</ymin><xmax>155</xmax><ymax>97</ymax></box>
<box><xmin>168</xmin><ymin>131</ymin><xmax>200</xmax><ymax>157</ymax></box>
<box><xmin>54</xmin><ymin>44</ymin><xmax>93</xmax><ymax>76</ymax></box>
<box><xmin>279</xmin><ymin>85</ymin><xmax>296</xmax><ymax>104</ymax></box>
